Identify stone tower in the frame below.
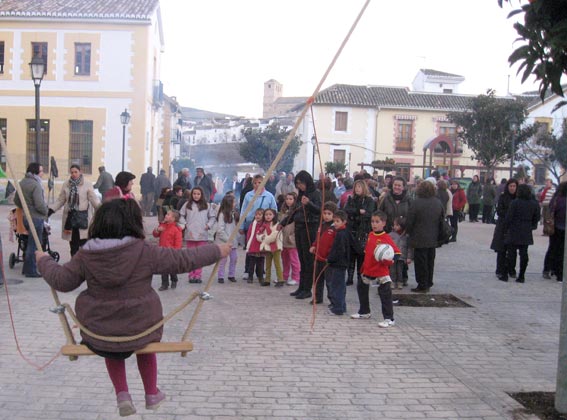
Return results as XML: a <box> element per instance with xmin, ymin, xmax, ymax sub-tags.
<box><xmin>263</xmin><ymin>79</ymin><xmax>283</xmax><ymax>118</ymax></box>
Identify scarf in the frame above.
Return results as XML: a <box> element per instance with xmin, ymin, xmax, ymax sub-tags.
<box><xmin>391</xmin><ymin>190</ymin><xmax>406</xmax><ymax>202</ymax></box>
<box><xmin>68</xmin><ymin>175</ymin><xmax>83</xmax><ymax>211</ymax></box>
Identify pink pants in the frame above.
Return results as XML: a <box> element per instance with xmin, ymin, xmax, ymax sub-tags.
<box><xmin>282</xmin><ymin>247</ymin><xmax>300</xmax><ymax>282</ymax></box>
<box><xmin>187</xmin><ymin>240</ymin><xmax>208</xmax><ymax>279</ymax></box>
<box><xmin>105</xmin><ymin>353</ymin><xmax>157</xmax><ymax>395</ymax></box>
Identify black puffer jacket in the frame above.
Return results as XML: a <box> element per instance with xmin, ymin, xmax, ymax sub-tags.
<box><xmin>280</xmin><ymin>171</ymin><xmax>322</xmax><ymax>227</ymax></box>
<box><xmin>344</xmin><ymin>194</ymin><xmax>374</xmax><ymax>239</ymax></box>
<box><xmin>504</xmin><ymin>197</ymin><xmax>540</xmax><ymax>246</ymax></box>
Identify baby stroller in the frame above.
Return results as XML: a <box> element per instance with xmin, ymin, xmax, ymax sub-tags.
<box><xmin>8</xmin><ymin>208</ymin><xmax>60</xmax><ymax>269</ymax></box>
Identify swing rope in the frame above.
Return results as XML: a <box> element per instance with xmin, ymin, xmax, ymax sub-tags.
<box><xmin>1</xmin><ymin>0</ymin><xmax>372</xmax><ymax>361</ymax></box>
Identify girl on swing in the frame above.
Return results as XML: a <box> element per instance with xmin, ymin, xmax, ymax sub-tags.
<box><xmin>35</xmin><ymin>198</ymin><xmax>230</xmax><ymax>417</ymax></box>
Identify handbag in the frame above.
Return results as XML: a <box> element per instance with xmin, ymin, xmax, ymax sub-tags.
<box><xmin>65</xmin><ymin>209</ymin><xmax>89</xmax><ymax>230</ymax></box>
<box><xmin>543</xmin><ymin>217</ymin><xmax>555</xmax><ymax>236</ymax></box>
<box><xmin>437</xmin><ymin>215</ymin><xmax>452</xmax><ymax>247</ymax></box>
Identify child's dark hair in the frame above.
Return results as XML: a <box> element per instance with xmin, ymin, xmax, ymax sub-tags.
<box><xmin>333</xmin><ymin>209</ymin><xmax>347</xmax><ymax>222</ymax></box>
<box><xmin>394</xmin><ymin>216</ymin><xmax>406</xmax><ymax>231</ymax></box>
<box><xmin>168</xmin><ymin>209</ymin><xmax>181</xmax><ymax>222</ymax></box>
<box><xmin>89</xmin><ymin>199</ymin><xmax>145</xmax><ymax>240</ymax></box>
<box><xmin>218</xmin><ymin>194</ymin><xmax>239</xmax><ymax>224</ymax></box>
<box><xmin>263</xmin><ymin>208</ymin><xmax>278</xmax><ymax>223</ymax></box>
<box><xmin>372</xmin><ymin>210</ymin><xmax>388</xmax><ymax>222</ymax></box>
<box><xmin>323</xmin><ymin>201</ymin><xmax>338</xmax><ymax>213</ymax></box>
<box><xmin>189</xmin><ymin>186</ymin><xmax>208</xmax><ymax>211</ymax></box>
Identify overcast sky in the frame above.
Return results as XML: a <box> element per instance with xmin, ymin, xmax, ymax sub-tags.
<box><xmin>159</xmin><ymin>0</ymin><xmax>537</xmax><ymax>118</ymax></box>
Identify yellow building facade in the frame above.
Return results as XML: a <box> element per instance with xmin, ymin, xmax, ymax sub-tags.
<box><xmin>0</xmin><ymin>0</ymin><xmax>165</xmax><ymax>195</ymax></box>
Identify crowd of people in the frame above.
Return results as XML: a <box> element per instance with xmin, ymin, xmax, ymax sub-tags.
<box><xmin>10</xmin><ymin>160</ymin><xmax>562</xmax><ymax>416</ymax></box>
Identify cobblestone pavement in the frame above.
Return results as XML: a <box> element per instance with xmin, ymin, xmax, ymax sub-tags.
<box><xmin>0</xmin><ymin>204</ymin><xmax>561</xmax><ymax>419</ymax></box>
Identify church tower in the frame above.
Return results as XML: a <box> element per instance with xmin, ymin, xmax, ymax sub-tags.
<box><xmin>263</xmin><ymin>79</ymin><xmax>283</xmax><ymax>118</ymax></box>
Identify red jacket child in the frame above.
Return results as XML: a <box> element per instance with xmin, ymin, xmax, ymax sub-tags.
<box><xmin>152</xmin><ymin>222</ymin><xmax>183</xmax><ymax>249</ymax></box>
<box><xmin>246</xmin><ymin>219</ymin><xmax>266</xmax><ymax>254</ymax></box>
<box><xmin>311</xmin><ymin>221</ymin><xmax>336</xmax><ymax>262</ymax></box>
<box><xmin>361</xmin><ymin>231</ymin><xmax>400</xmax><ymax>278</ymax></box>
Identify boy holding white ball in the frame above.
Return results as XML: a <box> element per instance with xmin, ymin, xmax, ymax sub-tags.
<box><xmin>351</xmin><ymin>210</ymin><xmax>400</xmax><ymax>328</ymax></box>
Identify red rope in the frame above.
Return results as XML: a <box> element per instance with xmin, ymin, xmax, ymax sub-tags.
<box><xmin>1</xmin><ymin>238</ymin><xmax>62</xmax><ymax>370</ymax></box>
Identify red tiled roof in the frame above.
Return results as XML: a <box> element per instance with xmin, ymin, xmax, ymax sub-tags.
<box><xmin>0</xmin><ymin>0</ymin><xmax>159</xmax><ymax>21</ymax></box>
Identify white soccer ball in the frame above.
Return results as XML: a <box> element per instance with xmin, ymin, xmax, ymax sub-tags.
<box><xmin>374</xmin><ymin>243</ymin><xmax>395</xmax><ymax>262</ymax></box>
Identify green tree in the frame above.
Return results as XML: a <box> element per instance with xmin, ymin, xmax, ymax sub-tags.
<box><xmin>447</xmin><ymin>90</ymin><xmax>527</xmax><ymax>169</ymax></box>
<box><xmin>239</xmin><ymin>123</ymin><xmax>301</xmax><ymax>173</ymax></box>
<box><xmin>499</xmin><ymin>0</ymin><xmax>567</xmax><ymax>109</ymax></box>
<box><xmin>517</xmin><ymin>119</ymin><xmax>567</xmax><ymax>184</ymax></box>
<box><xmin>171</xmin><ymin>158</ymin><xmax>195</xmax><ymax>175</ymax></box>
<box><xmin>324</xmin><ymin>161</ymin><xmax>347</xmax><ymax>176</ymax></box>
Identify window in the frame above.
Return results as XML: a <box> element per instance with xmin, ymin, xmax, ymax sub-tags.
<box><xmin>0</xmin><ymin>119</ymin><xmax>6</xmax><ymax>171</ymax></box>
<box><xmin>396</xmin><ymin>121</ymin><xmax>413</xmax><ymax>152</ymax></box>
<box><xmin>397</xmin><ymin>164</ymin><xmax>410</xmax><ymax>182</ymax></box>
<box><xmin>74</xmin><ymin>43</ymin><xmax>91</xmax><ymax>75</ymax></box>
<box><xmin>439</xmin><ymin>125</ymin><xmax>462</xmax><ymax>153</ymax></box>
<box><xmin>31</xmin><ymin>42</ymin><xmax>48</xmax><ymax>73</ymax></box>
<box><xmin>333</xmin><ymin>149</ymin><xmax>346</xmax><ymax>164</ymax></box>
<box><xmin>26</xmin><ymin>119</ymin><xmax>49</xmax><ymax>168</ymax></box>
<box><xmin>69</xmin><ymin>120</ymin><xmax>93</xmax><ymax>174</ymax></box>
<box><xmin>0</xmin><ymin>41</ymin><xmax>4</xmax><ymax>74</ymax></box>
<box><xmin>335</xmin><ymin>111</ymin><xmax>348</xmax><ymax>132</ymax></box>
<box><xmin>535</xmin><ymin>165</ymin><xmax>547</xmax><ymax>184</ymax></box>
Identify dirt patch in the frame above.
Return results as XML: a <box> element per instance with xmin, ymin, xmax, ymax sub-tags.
<box><xmin>392</xmin><ymin>293</ymin><xmax>472</xmax><ymax>308</ymax></box>
<box><xmin>509</xmin><ymin>392</ymin><xmax>567</xmax><ymax>420</ymax></box>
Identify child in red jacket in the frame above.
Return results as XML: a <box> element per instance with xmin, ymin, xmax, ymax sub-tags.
<box><xmin>352</xmin><ymin>210</ymin><xmax>400</xmax><ymax>327</ymax></box>
<box><xmin>152</xmin><ymin>209</ymin><xmax>183</xmax><ymax>291</ymax></box>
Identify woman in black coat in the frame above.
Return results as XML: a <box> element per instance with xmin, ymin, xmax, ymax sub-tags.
<box><xmin>490</xmin><ymin>178</ymin><xmax>518</xmax><ymax>281</ymax></box>
<box><xmin>280</xmin><ymin>171</ymin><xmax>322</xmax><ymax>300</ymax></box>
<box><xmin>504</xmin><ymin>184</ymin><xmax>540</xmax><ymax>283</ymax></box>
<box><xmin>406</xmin><ymin>181</ymin><xmax>444</xmax><ymax>293</ymax></box>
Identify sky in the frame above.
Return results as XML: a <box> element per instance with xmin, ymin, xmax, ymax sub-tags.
<box><xmin>159</xmin><ymin>0</ymin><xmax>538</xmax><ymax>118</ymax></box>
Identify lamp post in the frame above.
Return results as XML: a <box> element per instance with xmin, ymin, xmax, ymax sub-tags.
<box><xmin>120</xmin><ymin>108</ymin><xmax>131</xmax><ymax>171</ymax></box>
<box><xmin>29</xmin><ymin>56</ymin><xmax>45</xmax><ymax>164</ymax></box>
<box><xmin>509</xmin><ymin>116</ymin><xmax>518</xmax><ymax>179</ymax></box>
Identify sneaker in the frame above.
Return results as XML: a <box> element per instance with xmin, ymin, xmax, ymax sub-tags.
<box><xmin>158</xmin><ymin>285</ymin><xmax>168</xmax><ymax>291</ymax></box>
<box><xmin>350</xmin><ymin>313</ymin><xmax>371</xmax><ymax>319</ymax></box>
<box><xmin>286</xmin><ymin>279</ymin><xmax>298</xmax><ymax>286</ymax></box>
<box><xmin>195</xmin><ymin>279</ymin><xmax>202</xmax><ymax>284</ymax></box>
<box><xmin>327</xmin><ymin>308</ymin><xmax>344</xmax><ymax>316</ymax></box>
<box><xmin>170</xmin><ymin>281</ymin><xmax>177</xmax><ymax>289</ymax></box>
<box><xmin>218</xmin><ymin>278</ymin><xmax>224</xmax><ymax>284</ymax></box>
<box><xmin>378</xmin><ymin>319</ymin><xmax>395</xmax><ymax>328</ymax></box>
<box><xmin>246</xmin><ymin>278</ymin><xmax>253</xmax><ymax>284</ymax></box>
<box><xmin>228</xmin><ymin>277</ymin><xmax>237</xmax><ymax>282</ymax></box>
<box><xmin>116</xmin><ymin>391</ymin><xmax>136</xmax><ymax>417</ymax></box>
<box><xmin>145</xmin><ymin>389</ymin><xmax>166</xmax><ymax>410</ymax></box>
<box><xmin>274</xmin><ymin>281</ymin><xmax>285</xmax><ymax>288</ymax></box>
<box><xmin>397</xmin><ymin>283</ymin><xmax>404</xmax><ymax>289</ymax></box>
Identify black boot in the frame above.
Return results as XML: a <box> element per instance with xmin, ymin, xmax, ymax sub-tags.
<box><xmin>517</xmin><ymin>260</ymin><xmax>528</xmax><ymax>283</ymax></box>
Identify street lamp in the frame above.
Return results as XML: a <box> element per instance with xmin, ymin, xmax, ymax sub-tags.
<box><xmin>509</xmin><ymin>116</ymin><xmax>518</xmax><ymax>179</ymax></box>
<box><xmin>120</xmin><ymin>108</ymin><xmax>131</xmax><ymax>171</ymax></box>
<box><xmin>29</xmin><ymin>55</ymin><xmax>45</xmax><ymax>165</ymax></box>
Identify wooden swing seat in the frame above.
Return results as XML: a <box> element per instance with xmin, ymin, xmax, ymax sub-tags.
<box><xmin>61</xmin><ymin>341</ymin><xmax>193</xmax><ymax>357</ymax></box>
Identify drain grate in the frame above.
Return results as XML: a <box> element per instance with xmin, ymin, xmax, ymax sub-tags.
<box><xmin>509</xmin><ymin>392</ymin><xmax>567</xmax><ymax>420</ymax></box>
<box><xmin>392</xmin><ymin>293</ymin><xmax>472</xmax><ymax>308</ymax></box>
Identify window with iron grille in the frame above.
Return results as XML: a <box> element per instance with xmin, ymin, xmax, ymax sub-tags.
<box><xmin>74</xmin><ymin>43</ymin><xmax>91</xmax><ymax>75</ymax></box>
<box><xmin>334</xmin><ymin>111</ymin><xmax>348</xmax><ymax>131</ymax></box>
<box><xmin>396</xmin><ymin>121</ymin><xmax>413</xmax><ymax>152</ymax></box>
<box><xmin>439</xmin><ymin>125</ymin><xmax>462</xmax><ymax>153</ymax></box>
<box><xmin>31</xmin><ymin>42</ymin><xmax>48</xmax><ymax>73</ymax></box>
<box><xmin>0</xmin><ymin>42</ymin><xmax>4</xmax><ymax>74</ymax></box>
<box><xmin>26</xmin><ymin>119</ymin><xmax>49</xmax><ymax>168</ymax></box>
<box><xmin>69</xmin><ymin>120</ymin><xmax>93</xmax><ymax>174</ymax></box>
<box><xmin>0</xmin><ymin>119</ymin><xmax>6</xmax><ymax>171</ymax></box>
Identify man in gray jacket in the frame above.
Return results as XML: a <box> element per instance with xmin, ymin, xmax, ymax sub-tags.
<box><xmin>93</xmin><ymin>166</ymin><xmax>114</xmax><ymax>198</ymax></box>
<box><xmin>14</xmin><ymin>162</ymin><xmax>48</xmax><ymax>277</ymax></box>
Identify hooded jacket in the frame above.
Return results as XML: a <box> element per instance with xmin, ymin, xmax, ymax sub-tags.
<box><xmin>38</xmin><ymin>238</ymin><xmax>220</xmax><ymax>353</ymax></box>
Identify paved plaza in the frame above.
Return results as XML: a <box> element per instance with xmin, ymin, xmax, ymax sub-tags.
<box><xmin>0</xmin><ymin>203</ymin><xmax>563</xmax><ymax>420</ymax></box>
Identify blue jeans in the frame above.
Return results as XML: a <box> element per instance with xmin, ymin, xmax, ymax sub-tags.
<box><xmin>23</xmin><ymin>217</ymin><xmax>44</xmax><ymax>276</ymax></box>
<box><xmin>326</xmin><ymin>266</ymin><xmax>347</xmax><ymax>314</ymax></box>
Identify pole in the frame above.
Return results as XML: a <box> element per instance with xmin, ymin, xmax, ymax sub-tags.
<box><xmin>556</xmin><ymin>227</ymin><xmax>567</xmax><ymax>412</ymax></box>
<box><xmin>121</xmin><ymin>124</ymin><xmax>126</xmax><ymax>171</ymax></box>
<box><xmin>34</xmin><ymin>83</ymin><xmax>41</xmax><ymax>164</ymax></box>
<box><xmin>509</xmin><ymin>132</ymin><xmax>515</xmax><ymax>179</ymax></box>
